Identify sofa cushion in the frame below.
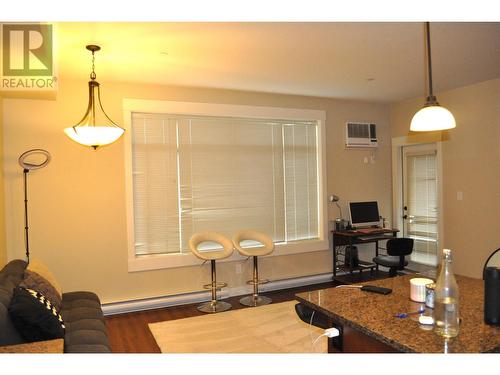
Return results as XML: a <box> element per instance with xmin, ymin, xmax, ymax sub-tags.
<box><xmin>61</xmin><ymin>291</ymin><xmax>100</xmax><ymax>303</ymax></box>
<box><xmin>0</xmin><ymin>260</ymin><xmax>28</xmax><ymax>281</ymax></box>
<box><xmin>20</xmin><ymin>270</ymin><xmax>62</xmax><ymax>310</ymax></box>
<box><xmin>0</xmin><ymin>260</ymin><xmax>28</xmax><ymax>346</ymax></box>
<box><xmin>62</xmin><ymin>298</ymin><xmax>101</xmax><ymax>310</ymax></box>
<box><xmin>8</xmin><ymin>287</ymin><xmax>65</xmax><ymax>342</ymax></box>
<box><xmin>26</xmin><ymin>259</ymin><xmax>62</xmax><ymax>299</ymax></box>
<box><xmin>64</xmin><ymin>329</ymin><xmax>109</xmax><ymax>349</ymax></box>
<box><xmin>0</xmin><ymin>303</ymin><xmax>25</xmax><ymax>346</ymax></box>
<box><xmin>60</xmin><ymin>291</ymin><xmax>111</xmax><ymax>353</ymax></box>
<box><xmin>61</xmin><ymin>306</ymin><xmax>104</xmax><ymax>323</ymax></box>
<box><xmin>61</xmin><ymin>292</ymin><xmax>104</xmax><ymax>323</ymax></box>
<box><xmin>65</xmin><ymin>318</ymin><xmax>107</xmax><ymax>333</ymax></box>
<box><xmin>0</xmin><ymin>284</ymin><xmax>16</xmax><ymax>308</ymax></box>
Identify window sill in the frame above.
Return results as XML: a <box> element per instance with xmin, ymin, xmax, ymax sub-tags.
<box><xmin>128</xmin><ymin>239</ymin><xmax>329</xmax><ymax>272</ymax></box>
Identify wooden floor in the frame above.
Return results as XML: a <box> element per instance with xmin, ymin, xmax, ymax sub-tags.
<box><xmin>105</xmin><ymin>272</ymin><xmax>388</xmax><ymax>353</ymax></box>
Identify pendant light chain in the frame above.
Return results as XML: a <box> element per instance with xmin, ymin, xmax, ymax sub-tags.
<box><xmin>90</xmin><ymin>50</ymin><xmax>97</xmax><ymax>81</ymax></box>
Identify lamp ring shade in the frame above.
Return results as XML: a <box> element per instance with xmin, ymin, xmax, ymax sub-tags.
<box><xmin>18</xmin><ymin>149</ymin><xmax>51</xmax><ymax>170</ymax></box>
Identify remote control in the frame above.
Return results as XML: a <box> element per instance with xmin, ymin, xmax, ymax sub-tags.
<box><xmin>361</xmin><ymin>285</ymin><xmax>392</xmax><ymax>295</ymax></box>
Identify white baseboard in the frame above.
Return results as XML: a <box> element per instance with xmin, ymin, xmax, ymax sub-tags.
<box><xmin>102</xmin><ymin>272</ymin><xmax>334</xmax><ymax>316</ymax></box>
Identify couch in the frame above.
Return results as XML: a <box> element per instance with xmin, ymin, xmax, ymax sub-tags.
<box><xmin>0</xmin><ymin>259</ymin><xmax>111</xmax><ymax>353</ymax></box>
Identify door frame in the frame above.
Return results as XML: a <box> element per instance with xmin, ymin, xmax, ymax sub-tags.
<box><xmin>391</xmin><ymin>133</ymin><xmax>444</xmax><ymax>260</ymax></box>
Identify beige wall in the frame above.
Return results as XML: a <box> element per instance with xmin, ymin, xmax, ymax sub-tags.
<box><xmin>2</xmin><ymin>78</ymin><xmax>391</xmax><ymax>303</ymax></box>
<box><xmin>0</xmin><ymin>96</ymin><xmax>5</xmax><ymax>267</ymax></box>
<box><xmin>390</xmin><ymin>79</ymin><xmax>500</xmax><ymax>278</ymax></box>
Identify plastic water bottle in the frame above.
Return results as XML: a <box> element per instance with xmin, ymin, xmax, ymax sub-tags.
<box><xmin>433</xmin><ymin>249</ymin><xmax>460</xmax><ymax>338</ymax></box>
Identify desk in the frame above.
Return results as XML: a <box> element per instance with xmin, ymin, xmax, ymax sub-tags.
<box><xmin>296</xmin><ymin>274</ymin><xmax>500</xmax><ymax>353</ymax></box>
<box><xmin>332</xmin><ymin>229</ymin><xmax>398</xmax><ymax>282</ymax></box>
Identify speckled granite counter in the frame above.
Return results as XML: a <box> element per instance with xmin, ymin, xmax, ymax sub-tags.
<box><xmin>296</xmin><ymin>274</ymin><xmax>500</xmax><ymax>353</ymax></box>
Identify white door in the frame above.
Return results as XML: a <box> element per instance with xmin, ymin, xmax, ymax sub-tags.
<box><xmin>402</xmin><ymin>143</ymin><xmax>440</xmax><ymax>266</ymax></box>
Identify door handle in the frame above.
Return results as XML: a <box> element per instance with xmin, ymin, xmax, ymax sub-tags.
<box><xmin>403</xmin><ymin>215</ymin><xmax>408</xmax><ymax>219</ymax></box>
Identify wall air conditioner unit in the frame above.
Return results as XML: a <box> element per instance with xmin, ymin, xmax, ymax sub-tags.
<box><xmin>345</xmin><ymin>122</ymin><xmax>378</xmax><ymax>148</ymax></box>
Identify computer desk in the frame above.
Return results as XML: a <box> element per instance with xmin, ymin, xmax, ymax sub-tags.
<box><xmin>332</xmin><ymin>228</ymin><xmax>399</xmax><ymax>283</ymax></box>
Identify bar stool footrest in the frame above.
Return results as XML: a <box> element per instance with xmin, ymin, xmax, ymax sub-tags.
<box><xmin>245</xmin><ymin>278</ymin><xmax>270</xmax><ymax>286</ymax></box>
<box><xmin>203</xmin><ymin>282</ymin><xmax>228</xmax><ymax>290</ymax></box>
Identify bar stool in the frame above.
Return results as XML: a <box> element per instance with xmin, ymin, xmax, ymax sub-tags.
<box><xmin>189</xmin><ymin>231</ymin><xmax>234</xmax><ymax>313</ymax></box>
<box><xmin>233</xmin><ymin>230</ymin><xmax>275</xmax><ymax>307</ymax></box>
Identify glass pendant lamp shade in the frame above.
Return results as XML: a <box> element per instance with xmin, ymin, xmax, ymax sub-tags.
<box><xmin>64</xmin><ymin>45</ymin><xmax>124</xmax><ymax>149</ymax></box>
<box><xmin>411</xmin><ymin>23</ymin><xmax>456</xmax><ymax>132</ymax></box>
<box><xmin>410</xmin><ymin>103</ymin><xmax>456</xmax><ymax>131</ymax></box>
<box><xmin>64</xmin><ymin>125</ymin><xmax>124</xmax><ymax>148</ymax></box>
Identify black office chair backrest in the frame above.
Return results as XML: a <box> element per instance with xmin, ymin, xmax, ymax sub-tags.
<box><xmin>386</xmin><ymin>238</ymin><xmax>414</xmax><ymax>257</ymax></box>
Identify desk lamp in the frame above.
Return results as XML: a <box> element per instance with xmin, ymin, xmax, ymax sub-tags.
<box><xmin>329</xmin><ymin>195</ymin><xmax>343</xmax><ymax>218</ymax></box>
<box><xmin>329</xmin><ymin>195</ymin><xmax>347</xmax><ymax>231</ymax></box>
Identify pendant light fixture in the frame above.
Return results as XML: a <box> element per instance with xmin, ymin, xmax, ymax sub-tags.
<box><xmin>410</xmin><ymin>22</ymin><xmax>456</xmax><ymax>132</ymax></box>
<box><xmin>64</xmin><ymin>45</ymin><xmax>125</xmax><ymax>149</ymax></box>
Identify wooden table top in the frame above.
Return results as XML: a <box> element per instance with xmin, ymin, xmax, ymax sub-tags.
<box><xmin>0</xmin><ymin>338</ymin><xmax>64</xmax><ymax>353</ymax></box>
<box><xmin>296</xmin><ymin>274</ymin><xmax>500</xmax><ymax>353</ymax></box>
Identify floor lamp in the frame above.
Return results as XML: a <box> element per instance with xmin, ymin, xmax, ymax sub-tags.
<box><xmin>18</xmin><ymin>149</ymin><xmax>51</xmax><ymax>263</ymax></box>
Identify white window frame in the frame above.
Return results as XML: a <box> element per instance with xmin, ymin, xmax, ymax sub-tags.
<box><xmin>123</xmin><ymin>99</ymin><xmax>328</xmax><ymax>272</ymax></box>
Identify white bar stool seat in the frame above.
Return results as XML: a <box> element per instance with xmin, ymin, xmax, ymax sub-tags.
<box><xmin>189</xmin><ymin>231</ymin><xmax>234</xmax><ymax>313</ymax></box>
<box><xmin>233</xmin><ymin>230</ymin><xmax>275</xmax><ymax>307</ymax></box>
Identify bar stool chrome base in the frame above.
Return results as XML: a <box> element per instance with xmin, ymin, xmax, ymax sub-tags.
<box><xmin>239</xmin><ymin>295</ymin><xmax>272</xmax><ymax>307</ymax></box>
<box><xmin>197</xmin><ymin>300</ymin><xmax>232</xmax><ymax>313</ymax></box>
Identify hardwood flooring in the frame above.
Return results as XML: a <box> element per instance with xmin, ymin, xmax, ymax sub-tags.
<box><xmin>105</xmin><ymin>272</ymin><xmax>389</xmax><ymax>353</ymax></box>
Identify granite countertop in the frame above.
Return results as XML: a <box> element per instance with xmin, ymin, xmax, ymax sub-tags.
<box><xmin>296</xmin><ymin>274</ymin><xmax>500</xmax><ymax>353</ymax></box>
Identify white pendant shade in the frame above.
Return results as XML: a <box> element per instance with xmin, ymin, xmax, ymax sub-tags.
<box><xmin>64</xmin><ymin>126</ymin><xmax>125</xmax><ymax>148</ymax></box>
<box><xmin>410</xmin><ymin>104</ymin><xmax>456</xmax><ymax>132</ymax></box>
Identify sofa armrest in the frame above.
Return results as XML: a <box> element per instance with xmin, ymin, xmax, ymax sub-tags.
<box><xmin>0</xmin><ymin>338</ymin><xmax>64</xmax><ymax>353</ymax></box>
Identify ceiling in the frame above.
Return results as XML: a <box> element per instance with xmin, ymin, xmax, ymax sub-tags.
<box><xmin>56</xmin><ymin>22</ymin><xmax>500</xmax><ymax>103</ymax></box>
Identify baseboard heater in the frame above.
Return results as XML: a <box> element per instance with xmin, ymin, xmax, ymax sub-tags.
<box><xmin>101</xmin><ymin>272</ymin><xmax>336</xmax><ymax>316</ymax></box>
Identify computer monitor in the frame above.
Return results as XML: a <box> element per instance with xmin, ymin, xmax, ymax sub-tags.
<box><xmin>348</xmin><ymin>201</ymin><xmax>380</xmax><ymax>228</ymax></box>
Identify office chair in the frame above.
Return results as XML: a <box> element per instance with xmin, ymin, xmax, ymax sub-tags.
<box><xmin>295</xmin><ymin>303</ymin><xmax>330</xmax><ymax>329</ymax></box>
<box><xmin>372</xmin><ymin>238</ymin><xmax>414</xmax><ymax>277</ymax></box>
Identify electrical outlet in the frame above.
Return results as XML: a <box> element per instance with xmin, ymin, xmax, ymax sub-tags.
<box><xmin>235</xmin><ymin>263</ymin><xmax>242</xmax><ymax>274</ymax></box>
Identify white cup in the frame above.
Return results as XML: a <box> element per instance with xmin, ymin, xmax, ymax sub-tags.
<box><xmin>410</xmin><ymin>278</ymin><xmax>434</xmax><ymax>302</ymax></box>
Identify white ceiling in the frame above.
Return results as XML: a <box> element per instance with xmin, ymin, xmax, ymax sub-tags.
<box><xmin>56</xmin><ymin>22</ymin><xmax>500</xmax><ymax>103</ymax></box>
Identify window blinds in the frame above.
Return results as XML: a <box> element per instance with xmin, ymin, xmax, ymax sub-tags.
<box><xmin>131</xmin><ymin>115</ymin><xmax>180</xmax><ymax>255</ymax></box>
<box><xmin>131</xmin><ymin>113</ymin><xmax>319</xmax><ymax>256</ymax></box>
<box><xmin>405</xmin><ymin>151</ymin><xmax>438</xmax><ymax>258</ymax></box>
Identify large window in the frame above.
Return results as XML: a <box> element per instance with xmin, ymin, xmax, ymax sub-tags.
<box><xmin>124</xmin><ymin>100</ymin><xmax>327</xmax><ymax>271</ymax></box>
